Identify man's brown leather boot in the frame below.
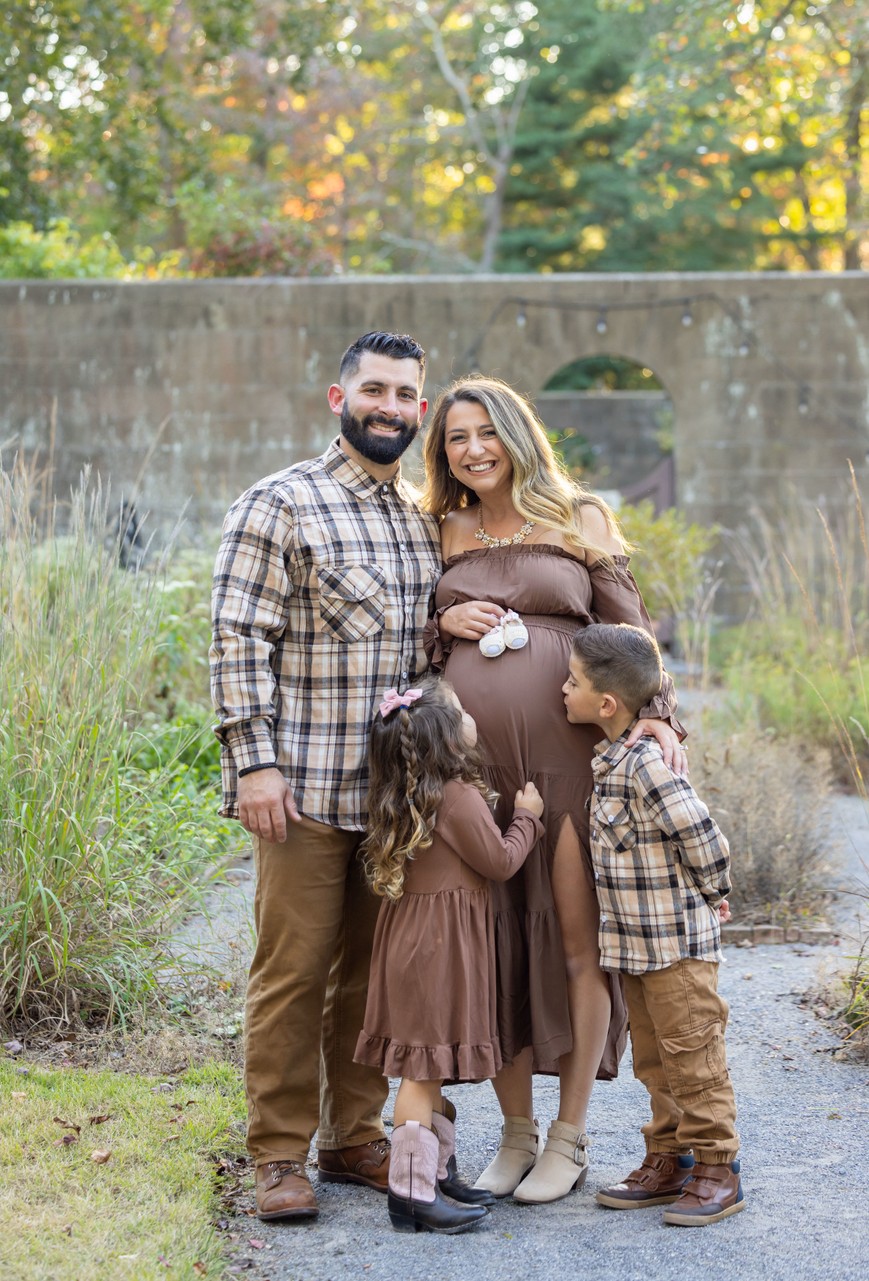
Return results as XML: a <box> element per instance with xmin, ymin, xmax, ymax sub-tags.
<box><xmin>255</xmin><ymin>1160</ymin><xmax>319</xmax><ymax>1220</ymax></box>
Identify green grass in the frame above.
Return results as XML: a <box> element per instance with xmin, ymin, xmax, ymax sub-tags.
<box><xmin>0</xmin><ymin>1057</ymin><xmax>245</xmax><ymax>1281</ymax></box>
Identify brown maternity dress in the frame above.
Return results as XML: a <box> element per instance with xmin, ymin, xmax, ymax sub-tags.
<box><xmin>426</xmin><ymin>544</ymin><xmax>684</xmax><ymax>1078</ymax></box>
<box><xmin>355</xmin><ymin>779</ymin><xmax>544</xmax><ymax>1083</ymax></box>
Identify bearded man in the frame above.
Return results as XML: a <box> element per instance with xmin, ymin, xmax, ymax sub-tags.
<box><xmin>211</xmin><ymin>332</ymin><xmax>440</xmax><ymax>1220</ymax></box>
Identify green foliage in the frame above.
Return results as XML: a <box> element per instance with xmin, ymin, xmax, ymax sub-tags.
<box><xmin>0</xmin><ymin>459</ymin><xmax>235</xmax><ymax>1029</ymax></box>
<box><xmin>618</xmin><ymin>500</ymin><xmax>720</xmax><ymax>660</ymax></box>
<box><xmin>841</xmin><ymin>945</ymin><xmax>869</xmax><ymax>1042</ymax></box>
<box><xmin>0</xmin><ymin>220</ymin><xmax>177</xmax><ymax>280</ymax></box>
<box><xmin>717</xmin><ymin>625</ymin><xmax>869</xmax><ymax>771</ymax></box>
<box><xmin>1</xmin><ymin>0</ymin><xmax>863</xmax><ymax>272</ymax></box>
<box><xmin>544</xmin><ymin>356</ymin><xmax>664</xmax><ymax>392</ymax></box>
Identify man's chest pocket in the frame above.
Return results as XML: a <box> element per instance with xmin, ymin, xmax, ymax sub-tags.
<box><xmin>316</xmin><ymin>564</ymin><xmax>386</xmax><ymax>642</ymax></box>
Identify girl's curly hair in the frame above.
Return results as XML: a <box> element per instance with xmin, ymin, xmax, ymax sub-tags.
<box><xmin>362</xmin><ymin>678</ymin><xmax>495</xmax><ymax>901</ymax></box>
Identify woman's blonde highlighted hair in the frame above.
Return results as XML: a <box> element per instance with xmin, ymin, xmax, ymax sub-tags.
<box><xmin>421</xmin><ymin>374</ymin><xmax>628</xmax><ymax>562</ymax></box>
<box><xmin>362</xmin><ymin>678</ymin><xmax>494</xmax><ymax>901</ymax></box>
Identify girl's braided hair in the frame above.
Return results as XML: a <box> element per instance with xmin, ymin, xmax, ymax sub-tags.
<box><xmin>362</xmin><ymin>678</ymin><xmax>495</xmax><ymax>900</ymax></box>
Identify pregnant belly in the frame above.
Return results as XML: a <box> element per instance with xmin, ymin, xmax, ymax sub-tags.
<box><xmin>444</xmin><ymin>617</ymin><xmax>595</xmax><ymax>775</ymax></box>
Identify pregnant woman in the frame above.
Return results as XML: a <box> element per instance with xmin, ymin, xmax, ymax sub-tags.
<box><xmin>421</xmin><ymin>375</ymin><xmax>685</xmax><ymax>1204</ymax></box>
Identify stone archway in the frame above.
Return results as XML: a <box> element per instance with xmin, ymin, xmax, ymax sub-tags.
<box><xmin>536</xmin><ymin>352</ymin><xmax>674</xmax><ymax>513</ymax></box>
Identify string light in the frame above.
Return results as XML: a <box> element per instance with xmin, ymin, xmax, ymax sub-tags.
<box><xmin>798</xmin><ymin>386</ymin><xmax>810</xmax><ymax>415</ymax></box>
<box><xmin>595</xmin><ymin>309</ymin><xmax>608</xmax><ymax>335</ymax></box>
<box><xmin>516</xmin><ymin>306</ymin><xmax>527</xmax><ymax>329</ymax></box>
<box><xmin>681</xmin><ymin>307</ymin><xmax>693</xmax><ymax>327</ymax></box>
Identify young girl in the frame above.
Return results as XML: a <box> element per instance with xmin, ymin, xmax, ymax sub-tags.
<box><xmin>354</xmin><ymin>679</ymin><xmax>544</xmax><ymax>1234</ymax></box>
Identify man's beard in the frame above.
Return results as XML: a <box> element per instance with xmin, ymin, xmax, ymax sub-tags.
<box><xmin>340</xmin><ymin>402</ymin><xmax>420</xmax><ymax>465</ymax></box>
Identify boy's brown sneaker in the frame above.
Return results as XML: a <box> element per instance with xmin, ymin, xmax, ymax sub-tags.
<box><xmin>597</xmin><ymin>1152</ymin><xmax>695</xmax><ymax>1209</ymax></box>
<box><xmin>662</xmin><ymin>1159</ymin><xmax>745</xmax><ymax>1226</ymax></box>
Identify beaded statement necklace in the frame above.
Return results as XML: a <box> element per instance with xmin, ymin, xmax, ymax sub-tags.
<box><xmin>474</xmin><ymin>505</ymin><xmax>535</xmax><ymax>549</ymax></box>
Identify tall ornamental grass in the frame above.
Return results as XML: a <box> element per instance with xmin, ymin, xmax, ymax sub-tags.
<box><xmin>713</xmin><ymin>464</ymin><xmax>868</xmax><ymax>1047</ymax></box>
<box><xmin>0</xmin><ymin>459</ymin><xmax>231</xmax><ymax>1029</ymax></box>
<box><xmin>715</xmin><ymin>465</ymin><xmax>869</xmax><ymax>783</ymax></box>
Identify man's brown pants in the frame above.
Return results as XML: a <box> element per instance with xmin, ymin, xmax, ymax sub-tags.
<box><xmin>245</xmin><ymin>817</ymin><xmax>388</xmax><ymax>1166</ymax></box>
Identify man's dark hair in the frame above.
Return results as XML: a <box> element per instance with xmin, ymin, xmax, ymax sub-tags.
<box><xmin>339</xmin><ymin>331</ymin><xmax>426</xmax><ymax>382</ymax></box>
<box><xmin>571</xmin><ymin>623</ymin><xmax>663</xmax><ymax>714</ymax></box>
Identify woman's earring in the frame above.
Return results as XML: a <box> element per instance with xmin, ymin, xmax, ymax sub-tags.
<box><xmin>448</xmin><ymin>468</ymin><xmax>456</xmax><ymax>479</ymax></box>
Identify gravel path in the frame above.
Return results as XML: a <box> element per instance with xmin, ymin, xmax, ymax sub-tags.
<box><xmin>181</xmin><ymin>796</ymin><xmax>869</xmax><ymax>1280</ymax></box>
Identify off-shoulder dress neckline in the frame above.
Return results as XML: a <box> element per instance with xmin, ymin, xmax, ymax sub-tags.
<box><xmin>442</xmin><ymin>543</ymin><xmax>630</xmax><ymax>571</ymax></box>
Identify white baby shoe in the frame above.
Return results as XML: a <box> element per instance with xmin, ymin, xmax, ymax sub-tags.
<box><xmin>479</xmin><ymin>623</ymin><xmax>506</xmax><ymax>658</ymax></box>
<box><xmin>502</xmin><ymin>610</ymin><xmax>529</xmax><ymax>650</ymax></box>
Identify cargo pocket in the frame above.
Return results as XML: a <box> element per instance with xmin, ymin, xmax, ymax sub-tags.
<box><xmin>317</xmin><ymin>564</ymin><xmax>386</xmax><ymax>642</ymax></box>
<box><xmin>659</xmin><ymin>1020</ymin><xmax>728</xmax><ymax>1096</ymax></box>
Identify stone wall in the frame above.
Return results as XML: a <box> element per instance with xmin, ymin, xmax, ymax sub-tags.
<box><xmin>2</xmin><ymin>274</ymin><xmax>867</xmax><ymax>614</ymax></box>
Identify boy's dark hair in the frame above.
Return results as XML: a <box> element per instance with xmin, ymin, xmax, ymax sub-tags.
<box><xmin>571</xmin><ymin>623</ymin><xmax>663</xmax><ymax>714</ymax></box>
<box><xmin>339</xmin><ymin>331</ymin><xmax>426</xmax><ymax>382</ymax></box>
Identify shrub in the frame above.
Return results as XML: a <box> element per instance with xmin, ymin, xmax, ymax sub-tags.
<box><xmin>690</xmin><ymin>725</ymin><xmax>835</xmax><ymax>924</ymax></box>
<box><xmin>0</xmin><ymin>220</ymin><xmax>182</xmax><ymax>279</ymax></box>
<box><xmin>617</xmin><ymin>500</ymin><xmax>721</xmax><ymax>667</ymax></box>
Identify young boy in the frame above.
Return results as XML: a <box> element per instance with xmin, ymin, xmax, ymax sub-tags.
<box><xmin>563</xmin><ymin>622</ymin><xmax>744</xmax><ymax>1227</ymax></box>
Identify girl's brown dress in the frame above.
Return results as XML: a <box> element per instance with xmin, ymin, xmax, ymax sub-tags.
<box><xmin>426</xmin><ymin>544</ymin><xmax>684</xmax><ymax>1078</ymax></box>
<box><xmin>355</xmin><ymin>779</ymin><xmax>544</xmax><ymax>1083</ymax></box>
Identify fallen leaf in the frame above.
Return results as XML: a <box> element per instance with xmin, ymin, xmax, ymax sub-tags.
<box><xmin>248</xmin><ymin>1239</ymin><xmax>266</xmax><ymax>1249</ymax></box>
<box><xmin>157</xmin><ymin>1255</ymin><xmax>170</xmax><ymax>1268</ymax></box>
<box><xmin>163</xmin><ymin>1134</ymin><xmax>180</xmax><ymax>1143</ymax></box>
<box><xmin>89</xmin><ymin>1114</ymin><xmax>112</xmax><ymax>1125</ymax></box>
<box><xmin>61</xmin><ymin>1225</ymin><xmax>73</xmax><ymax>1237</ymax></box>
<box><xmin>3</xmin><ymin>1040</ymin><xmax>24</xmax><ymax>1055</ymax></box>
<box><xmin>54</xmin><ymin>1134</ymin><xmax>78</xmax><ymax>1147</ymax></box>
<box><xmin>53</xmin><ymin>1117</ymin><xmax>82</xmax><ymax>1135</ymax></box>
<box><xmin>193</xmin><ymin>1265</ymin><xmax>207</xmax><ymax>1277</ymax></box>
<box><xmin>11</xmin><ymin>1091</ymin><xmax>27</xmax><ymax>1100</ymax></box>
<box><xmin>91</xmin><ymin>1150</ymin><xmax>112</xmax><ymax>1164</ymax></box>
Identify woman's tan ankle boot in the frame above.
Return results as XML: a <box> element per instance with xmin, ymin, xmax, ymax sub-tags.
<box><xmin>512</xmin><ymin>1121</ymin><xmax>589</xmax><ymax>1203</ymax></box>
<box><xmin>473</xmin><ymin>1116</ymin><xmax>541</xmax><ymax>1197</ymax></box>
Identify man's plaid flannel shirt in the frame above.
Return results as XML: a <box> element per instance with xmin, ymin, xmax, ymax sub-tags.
<box><xmin>210</xmin><ymin>439</ymin><xmax>441</xmax><ymax>830</ymax></box>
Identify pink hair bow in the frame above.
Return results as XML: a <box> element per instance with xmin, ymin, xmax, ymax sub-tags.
<box><xmin>379</xmin><ymin>687</ymin><xmax>423</xmax><ymax>718</ymax></box>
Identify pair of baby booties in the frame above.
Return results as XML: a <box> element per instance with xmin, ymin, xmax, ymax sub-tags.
<box><xmin>479</xmin><ymin>610</ymin><xmax>529</xmax><ymax>658</ymax></box>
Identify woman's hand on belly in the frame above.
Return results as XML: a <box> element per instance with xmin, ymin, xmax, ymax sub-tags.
<box><xmin>440</xmin><ymin>600</ymin><xmax>505</xmax><ymax>640</ymax></box>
